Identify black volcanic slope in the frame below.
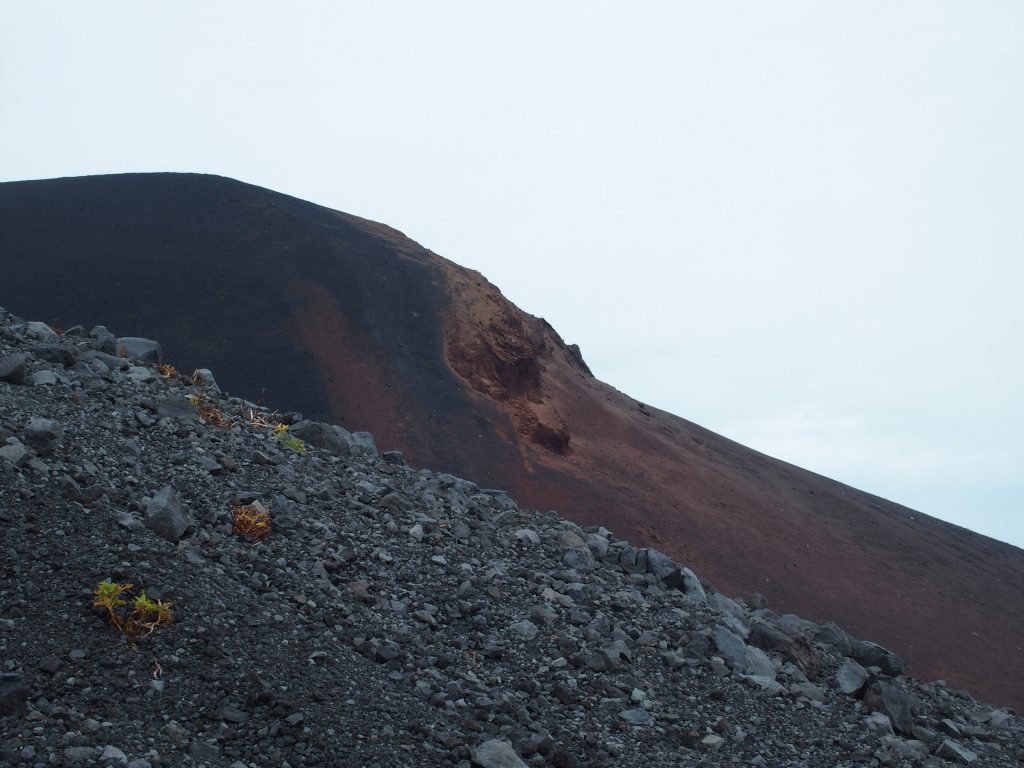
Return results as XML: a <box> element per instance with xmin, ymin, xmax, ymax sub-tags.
<box><xmin>2</xmin><ymin>172</ymin><xmax>1022</xmax><ymax>712</ymax></box>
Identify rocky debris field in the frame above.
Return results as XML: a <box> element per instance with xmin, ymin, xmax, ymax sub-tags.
<box><xmin>0</xmin><ymin>306</ymin><xmax>1020</xmax><ymax>768</ymax></box>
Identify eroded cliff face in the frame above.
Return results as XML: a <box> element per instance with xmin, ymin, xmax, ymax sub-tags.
<box><xmin>440</xmin><ymin>260</ymin><xmax>581</xmax><ymax>456</ymax></box>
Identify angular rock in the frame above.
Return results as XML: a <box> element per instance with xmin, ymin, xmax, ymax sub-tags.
<box><xmin>681</xmin><ymin>567</ymin><xmax>707</xmax><ymax>603</ymax></box>
<box><xmin>30</xmin><ymin>344</ymin><xmax>75</xmax><ymax>367</ymax></box>
<box><xmin>288</xmin><ymin>420</ymin><xmax>354</xmax><ymax>457</ymax></box>
<box><xmin>29</xmin><ymin>370</ymin><xmax>58</xmax><ymax>386</ymax></box>
<box><xmin>349</xmin><ymin>431</ymin><xmax>379</xmax><ymax>458</ymax></box>
<box><xmin>0</xmin><ymin>352</ymin><xmax>29</xmax><ymax>384</ymax></box>
<box><xmin>509</xmin><ymin>620</ymin><xmax>539</xmax><ymax>640</ymax></box>
<box><xmin>585</xmin><ymin>533</ymin><xmax>609</xmax><ymax>558</ymax></box>
<box><xmin>853</xmin><ymin>640</ymin><xmax>906</xmax><ymax>677</ymax></box>
<box><xmin>23</xmin><ymin>321</ymin><xmax>59</xmax><ymax>341</ymax></box>
<box><xmin>646</xmin><ymin>547</ymin><xmax>685</xmax><ymax>588</ymax></box>
<box><xmin>936</xmin><ymin>739</ymin><xmax>978</xmax><ymax>764</ymax></box>
<box><xmin>835</xmin><ymin>658</ymin><xmax>869</xmax><ymax>696</ymax></box>
<box><xmin>145</xmin><ymin>486</ymin><xmax>192</xmax><ymax>541</ymax></box>
<box><xmin>23</xmin><ymin>416</ymin><xmax>63</xmax><ymax>455</ymax></box>
<box><xmin>157</xmin><ymin>395</ymin><xmax>200</xmax><ymax>423</ymax></box>
<box><xmin>472</xmin><ymin>738</ymin><xmax>528</xmax><ymax>768</ymax></box>
<box><xmin>815</xmin><ymin>621</ymin><xmax>853</xmax><ymax>656</ymax></box>
<box><xmin>863</xmin><ymin>678</ymin><xmax>916</xmax><ymax>736</ymax></box>
<box><xmin>0</xmin><ymin>440</ymin><xmax>28</xmax><ymax>466</ymax></box>
<box><xmin>620</xmin><ymin>708</ymin><xmax>654</xmax><ymax>726</ymax></box>
<box><xmin>513</xmin><ymin>528</ymin><xmax>540</xmax><ymax>545</ymax></box>
<box><xmin>115</xmin><ymin>336</ymin><xmax>162</xmax><ymax>363</ymax></box>
<box><xmin>562</xmin><ymin>546</ymin><xmax>595</xmax><ymax>572</ymax></box>
<box><xmin>748</xmin><ymin>621</ymin><xmax>821</xmax><ymax>680</ymax></box>
<box><xmin>191</xmin><ymin>367</ymin><xmax>220</xmax><ymax>391</ymax></box>
<box><xmin>100</xmin><ymin>745</ymin><xmax>129</xmax><ymax>764</ymax></box>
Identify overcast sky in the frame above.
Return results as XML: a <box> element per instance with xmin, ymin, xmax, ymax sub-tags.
<box><xmin>2</xmin><ymin>2</ymin><xmax>1021</xmax><ymax>548</ymax></box>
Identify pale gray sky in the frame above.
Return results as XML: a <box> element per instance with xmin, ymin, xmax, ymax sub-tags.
<box><xmin>2</xmin><ymin>2</ymin><xmax>1022</xmax><ymax>547</ymax></box>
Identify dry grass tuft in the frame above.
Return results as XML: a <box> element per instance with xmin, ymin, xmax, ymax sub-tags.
<box><xmin>233</xmin><ymin>503</ymin><xmax>271</xmax><ymax>541</ymax></box>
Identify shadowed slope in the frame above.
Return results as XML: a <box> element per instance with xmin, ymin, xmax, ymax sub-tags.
<box><xmin>1</xmin><ymin>173</ymin><xmax>1021</xmax><ymax>709</ymax></box>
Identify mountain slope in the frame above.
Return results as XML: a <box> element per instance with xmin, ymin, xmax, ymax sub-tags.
<box><xmin>1</xmin><ymin>172</ymin><xmax>1021</xmax><ymax>710</ymax></box>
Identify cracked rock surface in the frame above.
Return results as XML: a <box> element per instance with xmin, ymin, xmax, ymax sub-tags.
<box><xmin>0</xmin><ymin>307</ymin><xmax>1020</xmax><ymax>767</ymax></box>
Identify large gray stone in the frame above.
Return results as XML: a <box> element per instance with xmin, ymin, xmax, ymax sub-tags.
<box><xmin>863</xmin><ymin>678</ymin><xmax>917</xmax><ymax>735</ymax></box>
<box><xmin>349</xmin><ymin>431</ymin><xmax>379</xmax><ymax>458</ymax></box>
<box><xmin>0</xmin><ymin>352</ymin><xmax>29</xmax><ymax>384</ymax></box>
<box><xmin>563</xmin><ymin>546</ymin><xmax>595</xmax><ymax>572</ymax></box>
<box><xmin>835</xmin><ymin>658</ymin><xmax>869</xmax><ymax>696</ymax></box>
<box><xmin>89</xmin><ymin>325</ymin><xmax>117</xmax><ymax>354</ymax></box>
<box><xmin>288</xmin><ymin>420</ymin><xmax>353</xmax><ymax>457</ymax></box>
<box><xmin>936</xmin><ymin>739</ymin><xmax>978</xmax><ymax>764</ymax></box>
<box><xmin>852</xmin><ymin>640</ymin><xmax>906</xmax><ymax>677</ymax></box>
<box><xmin>681</xmin><ymin>567</ymin><xmax>707</xmax><ymax>603</ymax></box>
<box><xmin>30</xmin><ymin>344</ymin><xmax>75</xmax><ymax>367</ymax></box>
<box><xmin>145</xmin><ymin>486</ymin><xmax>192</xmax><ymax>541</ymax></box>
<box><xmin>157</xmin><ymin>395</ymin><xmax>200</xmax><ymax>424</ymax></box>
<box><xmin>115</xmin><ymin>336</ymin><xmax>162</xmax><ymax>363</ymax></box>
<box><xmin>23</xmin><ymin>321</ymin><xmax>59</xmax><ymax>341</ymax></box>
<box><xmin>471</xmin><ymin>738</ymin><xmax>528</xmax><ymax>768</ymax></box>
<box><xmin>24</xmin><ymin>417</ymin><xmax>63</xmax><ymax>455</ymax></box>
<box><xmin>815</xmin><ymin>622</ymin><xmax>853</xmax><ymax>656</ymax></box>
<box><xmin>620</xmin><ymin>708</ymin><xmax>655</xmax><ymax>726</ymax></box>
<box><xmin>748</xmin><ymin>621</ymin><xmax>821</xmax><ymax>680</ymax></box>
<box><xmin>713</xmin><ymin>624</ymin><xmax>750</xmax><ymax>671</ymax></box>
<box><xmin>0</xmin><ymin>440</ymin><xmax>28</xmax><ymax>466</ymax></box>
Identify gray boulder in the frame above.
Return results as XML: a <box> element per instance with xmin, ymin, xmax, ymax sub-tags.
<box><xmin>24</xmin><ymin>417</ymin><xmax>63</xmax><ymax>455</ymax></box>
<box><xmin>350</xmin><ymin>431</ymin><xmax>379</xmax><ymax>458</ymax></box>
<box><xmin>863</xmin><ymin>678</ymin><xmax>917</xmax><ymax>736</ymax></box>
<box><xmin>145</xmin><ymin>487</ymin><xmax>192</xmax><ymax>541</ymax></box>
<box><xmin>157</xmin><ymin>395</ymin><xmax>200</xmax><ymax>424</ymax></box>
<box><xmin>585</xmin><ymin>533</ymin><xmax>609</xmax><ymax>558</ymax></box>
<box><xmin>748</xmin><ymin>621</ymin><xmax>821</xmax><ymax>680</ymax></box>
<box><xmin>115</xmin><ymin>336</ymin><xmax>162</xmax><ymax>363</ymax></box>
<box><xmin>288</xmin><ymin>420</ymin><xmax>354</xmax><ymax>457</ymax></box>
<box><xmin>620</xmin><ymin>708</ymin><xmax>655</xmax><ymax>726</ymax></box>
<box><xmin>23</xmin><ymin>321</ymin><xmax>59</xmax><ymax>341</ymax></box>
<box><xmin>936</xmin><ymin>739</ymin><xmax>978</xmax><ymax>764</ymax></box>
<box><xmin>835</xmin><ymin>658</ymin><xmax>869</xmax><ymax>696</ymax></box>
<box><xmin>563</xmin><ymin>546</ymin><xmax>595</xmax><ymax>572</ymax></box>
<box><xmin>681</xmin><ymin>567</ymin><xmax>707</xmax><ymax>603</ymax></box>
<box><xmin>0</xmin><ymin>352</ymin><xmax>30</xmax><ymax>384</ymax></box>
<box><xmin>191</xmin><ymin>368</ymin><xmax>220</xmax><ymax>391</ymax></box>
<box><xmin>0</xmin><ymin>439</ymin><xmax>28</xmax><ymax>466</ymax></box>
<box><xmin>89</xmin><ymin>325</ymin><xmax>117</xmax><ymax>354</ymax></box>
<box><xmin>853</xmin><ymin>640</ymin><xmax>907</xmax><ymax>677</ymax></box>
<box><xmin>471</xmin><ymin>738</ymin><xmax>528</xmax><ymax>768</ymax></box>
<box><xmin>814</xmin><ymin>622</ymin><xmax>853</xmax><ymax>656</ymax></box>
<box><xmin>30</xmin><ymin>344</ymin><xmax>75</xmax><ymax>367</ymax></box>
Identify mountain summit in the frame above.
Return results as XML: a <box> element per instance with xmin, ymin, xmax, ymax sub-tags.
<box><xmin>1</xmin><ymin>172</ymin><xmax>1021</xmax><ymax>710</ymax></box>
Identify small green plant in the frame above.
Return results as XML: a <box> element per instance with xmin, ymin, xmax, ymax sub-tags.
<box><xmin>273</xmin><ymin>423</ymin><xmax>306</xmax><ymax>453</ymax></box>
<box><xmin>278</xmin><ymin>435</ymin><xmax>307</xmax><ymax>453</ymax></box>
<box><xmin>93</xmin><ymin>581</ymin><xmax>173</xmax><ymax>638</ymax></box>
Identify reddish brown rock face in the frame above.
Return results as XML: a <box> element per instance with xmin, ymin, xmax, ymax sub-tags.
<box><xmin>2</xmin><ymin>172</ymin><xmax>1022</xmax><ymax>710</ymax></box>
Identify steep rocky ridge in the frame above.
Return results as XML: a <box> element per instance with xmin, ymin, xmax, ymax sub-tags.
<box><xmin>0</xmin><ymin>309</ymin><xmax>1020</xmax><ymax>767</ymax></box>
<box><xmin>0</xmin><ymin>173</ymin><xmax>1021</xmax><ymax>712</ymax></box>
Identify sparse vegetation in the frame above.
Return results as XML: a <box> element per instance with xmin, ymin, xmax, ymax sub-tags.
<box><xmin>187</xmin><ymin>393</ymin><xmax>233</xmax><ymax>427</ymax></box>
<box><xmin>274</xmin><ymin>422</ymin><xmax>307</xmax><ymax>453</ymax></box>
<box><xmin>157</xmin><ymin>363</ymin><xmax>179</xmax><ymax>379</ymax></box>
<box><xmin>93</xmin><ymin>580</ymin><xmax>173</xmax><ymax>638</ymax></box>
<box><xmin>233</xmin><ymin>503</ymin><xmax>271</xmax><ymax>541</ymax></box>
